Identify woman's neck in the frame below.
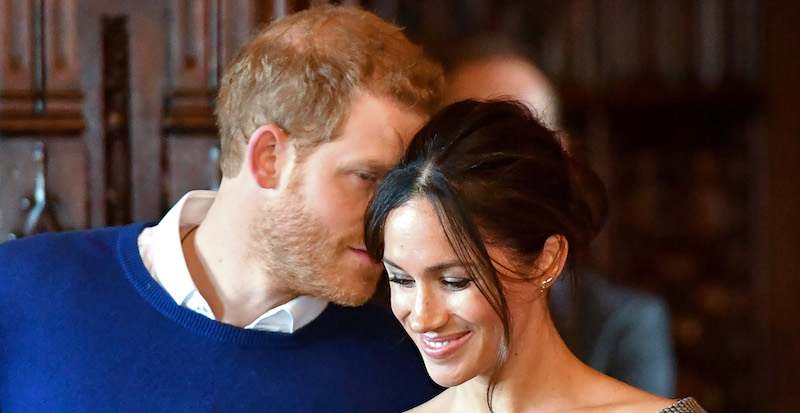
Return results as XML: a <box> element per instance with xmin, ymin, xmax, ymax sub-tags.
<box><xmin>447</xmin><ymin>313</ymin><xmax>596</xmax><ymax>412</ymax></box>
<box><xmin>416</xmin><ymin>303</ymin><xmax>674</xmax><ymax>413</ymax></box>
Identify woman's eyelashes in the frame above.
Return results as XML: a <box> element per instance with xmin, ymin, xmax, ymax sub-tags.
<box><xmin>386</xmin><ymin>270</ymin><xmax>473</xmax><ymax>291</ymax></box>
<box><xmin>442</xmin><ymin>277</ymin><xmax>472</xmax><ymax>291</ymax></box>
<box><xmin>388</xmin><ymin>273</ymin><xmax>415</xmax><ymax>287</ymax></box>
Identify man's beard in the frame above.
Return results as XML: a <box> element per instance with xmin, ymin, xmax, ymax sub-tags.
<box><xmin>249</xmin><ymin>173</ymin><xmax>382</xmax><ymax>306</ymax></box>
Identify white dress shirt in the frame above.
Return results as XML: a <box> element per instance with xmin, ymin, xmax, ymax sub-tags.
<box><xmin>137</xmin><ymin>190</ymin><xmax>327</xmax><ymax>333</ymax></box>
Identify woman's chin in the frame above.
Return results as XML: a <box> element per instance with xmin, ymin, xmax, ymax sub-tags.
<box><xmin>426</xmin><ymin>366</ymin><xmax>471</xmax><ymax>388</ymax></box>
<box><xmin>432</xmin><ymin>377</ymin><xmax>464</xmax><ymax>388</ymax></box>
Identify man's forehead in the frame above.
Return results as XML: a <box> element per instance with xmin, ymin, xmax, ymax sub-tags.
<box><xmin>333</xmin><ymin>139</ymin><xmax>408</xmax><ymax>168</ymax></box>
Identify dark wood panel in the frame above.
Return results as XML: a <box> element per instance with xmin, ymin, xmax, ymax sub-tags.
<box><xmin>0</xmin><ymin>0</ymin><xmax>35</xmax><ymax>94</ymax></box>
<box><xmin>127</xmin><ymin>1</ymin><xmax>168</xmax><ymax>222</ymax></box>
<box><xmin>42</xmin><ymin>0</ymin><xmax>82</xmax><ymax>130</ymax></box>
<box><xmin>164</xmin><ymin>0</ymin><xmax>214</xmax><ymax>134</ymax></box>
<box><xmin>43</xmin><ymin>138</ymin><xmax>88</xmax><ymax>231</ymax></box>
<box><xmin>164</xmin><ymin>0</ymin><xmax>264</xmax><ymax>135</ymax></box>
<box><xmin>651</xmin><ymin>0</ymin><xmax>691</xmax><ymax>83</ymax></box>
<box><xmin>597</xmin><ymin>0</ymin><xmax>641</xmax><ymax>82</ymax></box>
<box><xmin>164</xmin><ymin>135</ymin><xmax>220</xmax><ymax>206</ymax></box>
<box><xmin>763</xmin><ymin>1</ymin><xmax>800</xmax><ymax>411</ymax></box>
<box><xmin>43</xmin><ymin>0</ymin><xmax>80</xmax><ymax>90</ymax></box>
<box><xmin>169</xmin><ymin>0</ymin><xmax>211</xmax><ymax>91</ymax></box>
<box><xmin>219</xmin><ymin>0</ymin><xmax>259</xmax><ymax>70</ymax></box>
<box><xmin>0</xmin><ymin>0</ymin><xmax>38</xmax><ymax>125</ymax></box>
<box><xmin>1</xmin><ymin>0</ymin><xmax>84</xmax><ymax>135</ymax></box>
<box><xmin>102</xmin><ymin>15</ymin><xmax>131</xmax><ymax>227</ymax></box>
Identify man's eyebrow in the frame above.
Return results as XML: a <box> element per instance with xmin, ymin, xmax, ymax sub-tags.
<box><xmin>339</xmin><ymin>160</ymin><xmax>394</xmax><ymax>173</ymax></box>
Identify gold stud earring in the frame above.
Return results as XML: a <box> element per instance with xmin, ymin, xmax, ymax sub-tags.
<box><xmin>539</xmin><ymin>276</ymin><xmax>554</xmax><ymax>293</ymax></box>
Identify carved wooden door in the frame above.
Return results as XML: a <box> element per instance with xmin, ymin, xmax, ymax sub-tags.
<box><xmin>1</xmin><ymin>0</ymin><xmax>85</xmax><ymax>241</ymax></box>
<box><xmin>0</xmin><ymin>0</ymin><xmax>308</xmax><ymax>242</ymax></box>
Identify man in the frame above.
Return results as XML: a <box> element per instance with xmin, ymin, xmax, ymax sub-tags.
<box><xmin>0</xmin><ymin>6</ymin><xmax>443</xmax><ymax>412</ymax></box>
<box><xmin>440</xmin><ymin>36</ymin><xmax>677</xmax><ymax>398</ymax></box>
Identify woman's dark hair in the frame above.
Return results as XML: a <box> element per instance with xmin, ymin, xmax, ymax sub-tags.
<box><xmin>364</xmin><ymin>99</ymin><xmax>607</xmax><ymax>410</ymax></box>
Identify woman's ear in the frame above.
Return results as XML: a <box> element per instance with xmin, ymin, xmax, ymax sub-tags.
<box><xmin>247</xmin><ymin>125</ymin><xmax>292</xmax><ymax>189</ymax></box>
<box><xmin>535</xmin><ymin>235</ymin><xmax>569</xmax><ymax>290</ymax></box>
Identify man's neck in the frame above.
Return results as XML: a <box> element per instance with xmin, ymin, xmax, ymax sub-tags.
<box><xmin>189</xmin><ymin>196</ymin><xmax>296</xmax><ymax>327</ymax></box>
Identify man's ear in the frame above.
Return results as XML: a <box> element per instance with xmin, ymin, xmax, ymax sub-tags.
<box><xmin>535</xmin><ymin>235</ymin><xmax>569</xmax><ymax>289</ymax></box>
<box><xmin>247</xmin><ymin>125</ymin><xmax>292</xmax><ymax>189</ymax></box>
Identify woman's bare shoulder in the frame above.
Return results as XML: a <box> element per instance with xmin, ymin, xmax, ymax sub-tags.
<box><xmin>613</xmin><ymin>395</ymin><xmax>678</xmax><ymax>412</ymax></box>
<box><xmin>589</xmin><ymin>378</ymin><xmax>677</xmax><ymax>412</ymax></box>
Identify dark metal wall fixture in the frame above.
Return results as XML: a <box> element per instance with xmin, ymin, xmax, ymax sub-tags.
<box><xmin>10</xmin><ymin>143</ymin><xmax>62</xmax><ymax>239</ymax></box>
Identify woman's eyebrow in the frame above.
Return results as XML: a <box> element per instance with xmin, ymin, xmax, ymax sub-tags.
<box><xmin>382</xmin><ymin>257</ymin><xmax>405</xmax><ymax>272</ymax></box>
<box><xmin>383</xmin><ymin>257</ymin><xmax>466</xmax><ymax>274</ymax></box>
<box><xmin>425</xmin><ymin>261</ymin><xmax>465</xmax><ymax>273</ymax></box>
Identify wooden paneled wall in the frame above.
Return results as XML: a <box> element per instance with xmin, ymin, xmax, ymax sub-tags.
<box><xmin>1</xmin><ymin>0</ymin><xmax>85</xmax><ymax>241</ymax></box>
<box><xmin>0</xmin><ymin>0</ymin><xmax>315</xmax><ymax>239</ymax></box>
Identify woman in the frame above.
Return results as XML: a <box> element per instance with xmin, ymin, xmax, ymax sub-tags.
<box><xmin>365</xmin><ymin>100</ymin><xmax>705</xmax><ymax>412</ymax></box>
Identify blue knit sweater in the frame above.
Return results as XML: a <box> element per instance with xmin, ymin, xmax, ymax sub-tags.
<box><xmin>0</xmin><ymin>223</ymin><xmax>440</xmax><ymax>412</ymax></box>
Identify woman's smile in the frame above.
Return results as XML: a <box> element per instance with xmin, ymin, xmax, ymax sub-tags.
<box><xmin>419</xmin><ymin>331</ymin><xmax>472</xmax><ymax>359</ymax></box>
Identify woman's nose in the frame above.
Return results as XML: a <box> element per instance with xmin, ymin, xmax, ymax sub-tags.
<box><xmin>408</xmin><ymin>287</ymin><xmax>448</xmax><ymax>333</ymax></box>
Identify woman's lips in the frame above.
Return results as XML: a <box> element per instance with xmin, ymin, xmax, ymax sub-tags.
<box><xmin>418</xmin><ymin>332</ymin><xmax>471</xmax><ymax>359</ymax></box>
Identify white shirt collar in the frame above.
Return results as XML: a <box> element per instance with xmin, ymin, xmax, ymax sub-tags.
<box><xmin>138</xmin><ymin>190</ymin><xmax>328</xmax><ymax>333</ymax></box>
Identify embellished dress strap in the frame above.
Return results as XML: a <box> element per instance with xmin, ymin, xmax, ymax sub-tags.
<box><xmin>658</xmin><ymin>397</ymin><xmax>707</xmax><ymax>413</ymax></box>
